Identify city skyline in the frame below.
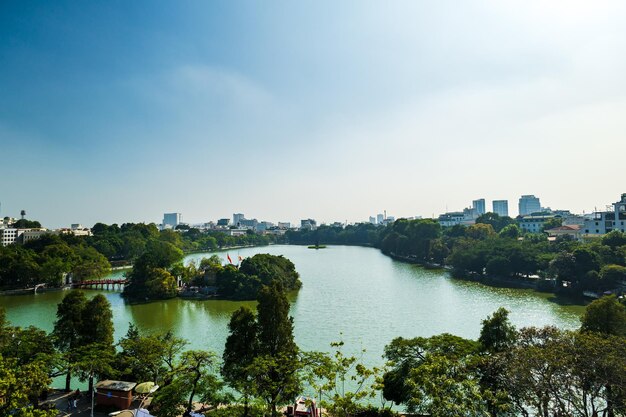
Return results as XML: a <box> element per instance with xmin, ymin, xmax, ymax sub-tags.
<box><xmin>1</xmin><ymin>1</ymin><xmax>625</xmax><ymax>228</ymax></box>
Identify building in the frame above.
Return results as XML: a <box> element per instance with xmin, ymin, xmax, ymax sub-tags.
<box><xmin>216</xmin><ymin>218</ymin><xmax>230</xmax><ymax>227</ymax></box>
<box><xmin>369</xmin><ymin>216</ymin><xmax>376</xmax><ymax>225</ymax></box>
<box><xmin>0</xmin><ymin>228</ymin><xmax>49</xmax><ymax>246</ymax></box>
<box><xmin>438</xmin><ymin>212</ymin><xmax>469</xmax><ymax>227</ymax></box>
<box><xmin>583</xmin><ymin>193</ymin><xmax>626</xmax><ymax>236</ymax></box>
<box><xmin>300</xmin><ymin>219</ymin><xmax>317</xmax><ymax>231</ymax></box>
<box><xmin>233</xmin><ymin>213</ymin><xmax>245</xmax><ymax>226</ymax></box>
<box><xmin>55</xmin><ymin>227</ymin><xmax>92</xmax><ymax>237</ymax></box>
<box><xmin>257</xmin><ymin>221</ymin><xmax>274</xmax><ymax>231</ymax></box>
<box><xmin>545</xmin><ymin>225</ymin><xmax>582</xmax><ymax>241</ymax></box>
<box><xmin>95</xmin><ymin>380</ymin><xmax>137</xmax><ymax>410</ymax></box>
<box><xmin>163</xmin><ymin>213</ymin><xmax>182</xmax><ymax>229</ymax></box>
<box><xmin>492</xmin><ymin>200</ymin><xmax>509</xmax><ymax>217</ymax></box>
<box><xmin>518</xmin><ymin>195</ymin><xmax>541</xmax><ymax>216</ymax></box>
<box><xmin>376</xmin><ymin>214</ymin><xmax>384</xmax><ymax>224</ymax></box>
<box><xmin>517</xmin><ymin>213</ymin><xmax>560</xmax><ymax>233</ymax></box>
<box><xmin>239</xmin><ymin>218</ymin><xmax>258</xmax><ymax>229</ymax></box>
<box><xmin>0</xmin><ymin>228</ymin><xmax>18</xmax><ymax>246</ymax></box>
<box><xmin>277</xmin><ymin>222</ymin><xmax>291</xmax><ymax>229</ymax></box>
<box><xmin>472</xmin><ymin>199</ymin><xmax>486</xmax><ymax>216</ymax></box>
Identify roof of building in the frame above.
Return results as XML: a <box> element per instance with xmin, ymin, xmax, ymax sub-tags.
<box><xmin>95</xmin><ymin>380</ymin><xmax>137</xmax><ymax>392</ymax></box>
<box><xmin>545</xmin><ymin>225</ymin><xmax>582</xmax><ymax>232</ymax></box>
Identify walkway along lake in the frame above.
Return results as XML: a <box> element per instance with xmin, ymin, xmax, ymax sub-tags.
<box><xmin>2</xmin><ymin>245</ymin><xmax>584</xmax><ymax>384</ymax></box>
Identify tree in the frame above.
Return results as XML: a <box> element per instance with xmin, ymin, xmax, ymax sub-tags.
<box><xmin>479</xmin><ymin>308</ymin><xmax>516</xmax><ymax>353</ymax></box>
<box><xmin>117</xmin><ymin>324</ymin><xmax>169</xmax><ymax>384</ymax></box>
<box><xmin>580</xmin><ymin>295</ymin><xmax>626</xmax><ymax>337</ymax></box>
<box><xmin>498</xmin><ymin>224</ymin><xmax>520</xmax><ymax>239</ymax></box>
<box><xmin>307</xmin><ymin>341</ymin><xmax>380</xmax><ymax>417</ymax></box>
<box><xmin>73</xmin><ymin>343</ymin><xmax>117</xmax><ymax>403</ymax></box>
<box><xmin>81</xmin><ymin>294</ymin><xmax>114</xmax><ymax>346</ymax></box>
<box><xmin>222</xmin><ymin>307</ymin><xmax>258</xmax><ymax>417</ymax></box>
<box><xmin>52</xmin><ymin>290</ymin><xmax>87</xmax><ymax>391</ymax></box>
<box><xmin>475</xmin><ymin>213</ymin><xmax>515</xmax><ymax>233</ymax></box>
<box><xmin>598</xmin><ymin>264</ymin><xmax>626</xmax><ymax>291</ymax></box>
<box><xmin>382</xmin><ymin>334</ymin><xmax>483</xmax><ymax>417</ymax></box>
<box><xmin>152</xmin><ymin>350</ymin><xmax>229</xmax><ymax>417</ymax></box>
<box><xmin>0</xmin><ymin>354</ymin><xmax>56</xmax><ymax>417</ymax></box>
<box><xmin>251</xmin><ymin>281</ymin><xmax>301</xmax><ymax>416</ymax></box>
<box><xmin>124</xmin><ymin>240</ymin><xmax>183</xmax><ymax>299</ymax></box>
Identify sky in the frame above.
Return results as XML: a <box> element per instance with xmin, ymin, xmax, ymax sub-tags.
<box><xmin>1</xmin><ymin>1</ymin><xmax>625</xmax><ymax>228</ymax></box>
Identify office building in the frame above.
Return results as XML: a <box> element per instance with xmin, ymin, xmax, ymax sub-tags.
<box><xmin>369</xmin><ymin>216</ymin><xmax>376</xmax><ymax>225</ymax></box>
<box><xmin>583</xmin><ymin>193</ymin><xmax>626</xmax><ymax>236</ymax></box>
<box><xmin>239</xmin><ymin>218</ymin><xmax>258</xmax><ymax>229</ymax></box>
<box><xmin>376</xmin><ymin>214</ymin><xmax>384</xmax><ymax>224</ymax></box>
<box><xmin>163</xmin><ymin>213</ymin><xmax>182</xmax><ymax>228</ymax></box>
<box><xmin>472</xmin><ymin>199</ymin><xmax>486</xmax><ymax>216</ymax></box>
<box><xmin>233</xmin><ymin>213</ymin><xmax>245</xmax><ymax>226</ymax></box>
<box><xmin>518</xmin><ymin>213</ymin><xmax>560</xmax><ymax>233</ymax></box>
<box><xmin>492</xmin><ymin>200</ymin><xmax>509</xmax><ymax>217</ymax></box>
<box><xmin>518</xmin><ymin>195</ymin><xmax>541</xmax><ymax>216</ymax></box>
<box><xmin>300</xmin><ymin>219</ymin><xmax>317</xmax><ymax>231</ymax></box>
<box><xmin>216</xmin><ymin>218</ymin><xmax>230</xmax><ymax>227</ymax></box>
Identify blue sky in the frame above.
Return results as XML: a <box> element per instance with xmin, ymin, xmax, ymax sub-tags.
<box><xmin>1</xmin><ymin>1</ymin><xmax>625</xmax><ymax>227</ymax></box>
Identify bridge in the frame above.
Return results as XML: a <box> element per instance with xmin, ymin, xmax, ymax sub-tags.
<box><xmin>72</xmin><ymin>279</ymin><xmax>127</xmax><ymax>291</ymax></box>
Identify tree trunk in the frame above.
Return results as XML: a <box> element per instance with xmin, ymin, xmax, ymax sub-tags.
<box><xmin>606</xmin><ymin>384</ymin><xmax>614</xmax><ymax>417</ymax></box>
<box><xmin>65</xmin><ymin>371</ymin><xmax>72</xmax><ymax>392</ymax></box>
<box><xmin>88</xmin><ymin>374</ymin><xmax>94</xmax><ymax>404</ymax></box>
<box><xmin>243</xmin><ymin>395</ymin><xmax>249</xmax><ymax>417</ymax></box>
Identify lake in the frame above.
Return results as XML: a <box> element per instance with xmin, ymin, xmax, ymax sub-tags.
<box><xmin>1</xmin><ymin>245</ymin><xmax>584</xmax><ymax>388</ymax></box>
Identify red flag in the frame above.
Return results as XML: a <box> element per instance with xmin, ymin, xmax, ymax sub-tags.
<box><xmin>227</xmin><ymin>254</ymin><xmax>233</xmax><ymax>264</ymax></box>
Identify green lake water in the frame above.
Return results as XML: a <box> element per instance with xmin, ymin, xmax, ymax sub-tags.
<box><xmin>1</xmin><ymin>245</ymin><xmax>584</xmax><ymax>390</ymax></box>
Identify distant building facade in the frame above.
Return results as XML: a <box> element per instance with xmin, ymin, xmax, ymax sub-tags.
<box><xmin>517</xmin><ymin>213</ymin><xmax>560</xmax><ymax>233</ymax></box>
<box><xmin>233</xmin><ymin>213</ymin><xmax>245</xmax><ymax>226</ymax></box>
<box><xmin>472</xmin><ymin>199</ymin><xmax>486</xmax><ymax>216</ymax></box>
<box><xmin>518</xmin><ymin>195</ymin><xmax>541</xmax><ymax>216</ymax></box>
<box><xmin>583</xmin><ymin>193</ymin><xmax>626</xmax><ymax>236</ymax></box>
<box><xmin>492</xmin><ymin>200</ymin><xmax>509</xmax><ymax>217</ymax></box>
<box><xmin>300</xmin><ymin>219</ymin><xmax>317</xmax><ymax>231</ymax></box>
<box><xmin>163</xmin><ymin>213</ymin><xmax>182</xmax><ymax>229</ymax></box>
<box><xmin>0</xmin><ymin>228</ymin><xmax>49</xmax><ymax>246</ymax></box>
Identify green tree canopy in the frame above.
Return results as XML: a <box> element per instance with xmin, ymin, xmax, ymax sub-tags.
<box><xmin>580</xmin><ymin>295</ymin><xmax>626</xmax><ymax>337</ymax></box>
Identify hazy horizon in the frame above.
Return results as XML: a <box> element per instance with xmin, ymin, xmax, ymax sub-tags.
<box><xmin>1</xmin><ymin>1</ymin><xmax>625</xmax><ymax>228</ymax></box>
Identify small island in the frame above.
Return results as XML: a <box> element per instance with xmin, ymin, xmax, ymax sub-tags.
<box><xmin>122</xmin><ymin>240</ymin><xmax>301</xmax><ymax>301</ymax></box>
<box><xmin>307</xmin><ymin>244</ymin><xmax>327</xmax><ymax>249</ymax></box>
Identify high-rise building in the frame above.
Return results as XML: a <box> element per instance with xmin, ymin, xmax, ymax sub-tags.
<box><xmin>369</xmin><ymin>216</ymin><xmax>376</xmax><ymax>224</ymax></box>
<box><xmin>163</xmin><ymin>213</ymin><xmax>182</xmax><ymax>228</ymax></box>
<box><xmin>300</xmin><ymin>219</ymin><xmax>317</xmax><ymax>231</ymax></box>
<box><xmin>233</xmin><ymin>213</ymin><xmax>245</xmax><ymax>226</ymax></box>
<box><xmin>472</xmin><ymin>199</ymin><xmax>486</xmax><ymax>216</ymax></box>
<box><xmin>376</xmin><ymin>214</ymin><xmax>384</xmax><ymax>224</ymax></box>
<box><xmin>518</xmin><ymin>195</ymin><xmax>541</xmax><ymax>216</ymax></box>
<box><xmin>492</xmin><ymin>200</ymin><xmax>509</xmax><ymax>217</ymax></box>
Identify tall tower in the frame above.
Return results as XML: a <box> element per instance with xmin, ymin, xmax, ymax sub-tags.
<box><xmin>472</xmin><ymin>199</ymin><xmax>486</xmax><ymax>216</ymax></box>
<box><xmin>492</xmin><ymin>200</ymin><xmax>509</xmax><ymax>217</ymax></box>
<box><xmin>20</xmin><ymin>210</ymin><xmax>26</xmax><ymax>220</ymax></box>
<box><xmin>518</xmin><ymin>195</ymin><xmax>541</xmax><ymax>216</ymax></box>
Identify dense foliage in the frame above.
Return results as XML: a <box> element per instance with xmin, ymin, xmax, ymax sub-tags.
<box><xmin>0</xmin><ymin>220</ymin><xmax>277</xmax><ymax>291</ymax></box>
<box><xmin>382</xmin><ymin>297</ymin><xmax>626</xmax><ymax>417</ymax></box>
<box><xmin>0</xmin><ymin>234</ymin><xmax>110</xmax><ymax>290</ymax></box>
<box><xmin>215</xmin><ymin>254</ymin><xmax>301</xmax><ymax>300</ymax></box>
